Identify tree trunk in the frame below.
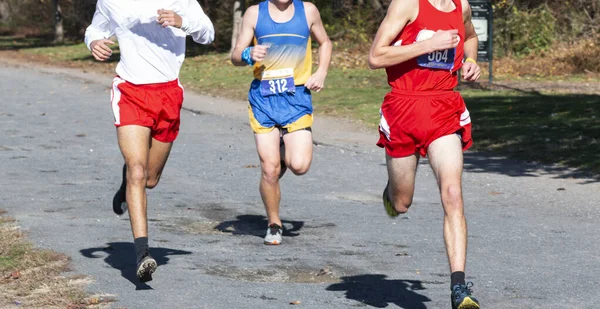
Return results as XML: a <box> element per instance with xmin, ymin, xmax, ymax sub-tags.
<box><xmin>53</xmin><ymin>0</ymin><xmax>64</xmax><ymax>43</ymax></box>
<box><xmin>0</xmin><ymin>0</ymin><xmax>10</xmax><ymax>25</ymax></box>
<box><xmin>229</xmin><ymin>0</ymin><xmax>243</xmax><ymax>55</ymax></box>
<box><xmin>368</xmin><ymin>0</ymin><xmax>384</xmax><ymax>16</ymax></box>
<box><xmin>333</xmin><ymin>0</ymin><xmax>353</xmax><ymax>17</ymax></box>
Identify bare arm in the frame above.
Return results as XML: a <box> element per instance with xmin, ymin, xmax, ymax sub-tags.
<box><xmin>461</xmin><ymin>0</ymin><xmax>481</xmax><ymax>81</ymax></box>
<box><xmin>462</xmin><ymin>0</ymin><xmax>478</xmax><ymax>61</ymax></box>
<box><xmin>230</xmin><ymin>5</ymin><xmax>262</xmax><ymax>66</ymax></box>
<box><xmin>368</xmin><ymin>0</ymin><xmax>460</xmax><ymax>69</ymax></box>
<box><xmin>304</xmin><ymin>2</ymin><xmax>332</xmax><ymax>92</ymax></box>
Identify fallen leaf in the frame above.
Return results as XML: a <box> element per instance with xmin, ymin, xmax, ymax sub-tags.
<box><xmin>557</xmin><ymin>188</ymin><xmax>566</xmax><ymax>191</ymax></box>
<box><xmin>290</xmin><ymin>300</ymin><xmax>301</xmax><ymax>305</ymax></box>
<box><xmin>9</xmin><ymin>270</ymin><xmax>20</xmax><ymax>279</ymax></box>
<box><xmin>489</xmin><ymin>191</ymin><xmax>503</xmax><ymax>195</ymax></box>
<box><xmin>243</xmin><ymin>164</ymin><xmax>259</xmax><ymax>168</ymax></box>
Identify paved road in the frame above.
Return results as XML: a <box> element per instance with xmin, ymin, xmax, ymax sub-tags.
<box><xmin>1</xmin><ymin>64</ymin><xmax>600</xmax><ymax>309</ymax></box>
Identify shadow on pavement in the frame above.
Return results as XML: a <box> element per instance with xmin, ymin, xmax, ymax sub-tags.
<box><xmin>454</xmin><ymin>89</ymin><xmax>600</xmax><ymax>183</ymax></box>
<box><xmin>326</xmin><ymin>274</ymin><xmax>431</xmax><ymax>308</ymax></box>
<box><xmin>213</xmin><ymin>214</ymin><xmax>304</xmax><ymax>238</ymax></box>
<box><xmin>80</xmin><ymin>242</ymin><xmax>191</xmax><ymax>290</ymax></box>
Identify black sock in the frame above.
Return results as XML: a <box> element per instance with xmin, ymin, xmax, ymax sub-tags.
<box><xmin>451</xmin><ymin>271</ymin><xmax>466</xmax><ymax>289</ymax></box>
<box><xmin>134</xmin><ymin>237</ymin><xmax>149</xmax><ymax>263</ymax></box>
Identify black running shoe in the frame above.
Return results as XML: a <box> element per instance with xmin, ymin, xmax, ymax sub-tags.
<box><xmin>112</xmin><ymin>164</ymin><xmax>127</xmax><ymax>215</ymax></box>
<box><xmin>451</xmin><ymin>282</ymin><xmax>480</xmax><ymax>309</ymax></box>
<box><xmin>136</xmin><ymin>251</ymin><xmax>157</xmax><ymax>283</ymax></box>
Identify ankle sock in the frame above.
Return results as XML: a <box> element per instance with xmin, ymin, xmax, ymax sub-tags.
<box><xmin>451</xmin><ymin>271</ymin><xmax>466</xmax><ymax>289</ymax></box>
<box><xmin>134</xmin><ymin>237</ymin><xmax>149</xmax><ymax>263</ymax></box>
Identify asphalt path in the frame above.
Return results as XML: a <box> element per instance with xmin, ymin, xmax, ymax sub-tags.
<box><xmin>1</xmin><ymin>63</ymin><xmax>599</xmax><ymax>309</ymax></box>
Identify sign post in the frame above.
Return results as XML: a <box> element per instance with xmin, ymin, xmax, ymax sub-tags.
<box><xmin>469</xmin><ymin>0</ymin><xmax>493</xmax><ymax>84</ymax></box>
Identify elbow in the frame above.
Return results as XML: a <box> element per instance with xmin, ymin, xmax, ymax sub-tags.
<box><xmin>192</xmin><ymin>22</ymin><xmax>215</xmax><ymax>44</ymax></box>
<box><xmin>206</xmin><ymin>25</ymin><xmax>215</xmax><ymax>43</ymax></box>
<box><xmin>368</xmin><ymin>55</ymin><xmax>382</xmax><ymax>70</ymax></box>
<box><xmin>230</xmin><ymin>50</ymin><xmax>244</xmax><ymax>66</ymax></box>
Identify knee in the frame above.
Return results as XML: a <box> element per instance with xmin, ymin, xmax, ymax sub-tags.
<box><xmin>392</xmin><ymin>194</ymin><xmax>413</xmax><ymax>213</ymax></box>
<box><xmin>288</xmin><ymin>159</ymin><xmax>311</xmax><ymax>176</ymax></box>
<box><xmin>261</xmin><ymin>163</ymin><xmax>281</xmax><ymax>185</ymax></box>
<box><xmin>441</xmin><ymin>184</ymin><xmax>463</xmax><ymax>213</ymax></box>
<box><xmin>289</xmin><ymin>164</ymin><xmax>310</xmax><ymax>176</ymax></box>
<box><xmin>146</xmin><ymin>175</ymin><xmax>160</xmax><ymax>189</ymax></box>
<box><xmin>126</xmin><ymin>163</ymin><xmax>147</xmax><ymax>186</ymax></box>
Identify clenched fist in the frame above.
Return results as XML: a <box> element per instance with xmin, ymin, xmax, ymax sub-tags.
<box><xmin>157</xmin><ymin>9</ymin><xmax>182</xmax><ymax>28</ymax></box>
<box><xmin>90</xmin><ymin>39</ymin><xmax>115</xmax><ymax>61</ymax></box>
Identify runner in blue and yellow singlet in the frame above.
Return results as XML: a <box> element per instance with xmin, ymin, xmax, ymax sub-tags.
<box><xmin>232</xmin><ymin>0</ymin><xmax>331</xmax><ymax>245</ymax></box>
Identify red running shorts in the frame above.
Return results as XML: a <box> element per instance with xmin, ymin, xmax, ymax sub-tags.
<box><xmin>110</xmin><ymin>77</ymin><xmax>184</xmax><ymax>143</ymax></box>
<box><xmin>377</xmin><ymin>90</ymin><xmax>472</xmax><ymax>158</ymax></box>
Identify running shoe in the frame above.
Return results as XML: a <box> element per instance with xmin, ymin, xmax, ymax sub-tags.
<box><xmin>382</xmin><ymin>182</ymin><xmax>399</xmax><ymax>218</ymax></box>
<box><xmin>112</xmin><ymin>164</ymin><xmax>127</xmax><ymax>215</ymax></box>
<box><xmin>136</xmin><ymin>251</ymin><xmax>157</xmax><ymax>283</ymax></box>
<box><xmin>264</xmin><ymin>223</ymin><xmax>283</xmax><ymax>245</ymax></box>
<box><xmin>451</xmin><ymin>282</ymin><xmax>480</xmax><ymax>309</ymax></box>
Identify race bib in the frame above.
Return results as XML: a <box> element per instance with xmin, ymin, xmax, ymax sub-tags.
<box><xmin>260</xmin><ymin>68</ymin><xmax>295</xmax><ymax>96</ymax></box>
<box><xmin>417</xmin><ymin>48</ymin><xmax>456</xmax><ymax>70</ymax></box>
<box><xmin>415</xmin><ymin>29</ymin><xmax>457</xmax><ymax>70</ymax></box>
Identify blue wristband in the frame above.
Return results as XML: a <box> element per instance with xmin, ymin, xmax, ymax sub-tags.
<box><xmin>241</xmin><ymin>47</ymin><xmax>255</xmax><ymax>66</ymax></box>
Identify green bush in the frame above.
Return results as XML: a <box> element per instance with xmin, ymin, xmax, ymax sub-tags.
<box><xmin>494</xmin><ymin>4</ymin><xmax>556</xmax><ymax>57</ymax></box>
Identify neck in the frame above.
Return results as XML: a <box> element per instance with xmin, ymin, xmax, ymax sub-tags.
<box><xmin>269</xmin><ymin>0</ymin><xmax>293</xmax><ymax>11</ymax></box>
<box><xmin>429</xmin><ymin>0</ymin><xmax>452</xmax><ymax>7</ymax></box>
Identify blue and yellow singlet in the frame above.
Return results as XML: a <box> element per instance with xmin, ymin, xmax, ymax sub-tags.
<box><xmin>248</xmin><ymin>0</ymin><xmax>313</xmax><ymax>132</ymax></box>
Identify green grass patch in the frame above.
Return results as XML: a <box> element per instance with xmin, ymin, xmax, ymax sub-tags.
<box><xmin>4</xmin><ymin>38</ymin><xmax>599</xmax><ymax>174</ymax></box>
<box><xmin>465</xmin><ymin>91</ymin><xmax>600</xmax><ymax>173</ymax></box>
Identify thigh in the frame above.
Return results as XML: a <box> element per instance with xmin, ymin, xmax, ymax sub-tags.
<box><xmin>427</xmin><ymin>134</ymin><xmax>463</xmax><ymax>186</ymax></box>
<box><xmin>387</xmin><ymin>153</ymin><xmax>419</xmax><ymax>198</ymax></box>
<box><xmin>117</xmin><ymin>125</ymin><xmax>152</xmax><ymax>165</ymax></box>
<box><xmin>255</xmin><ymin>128</ymin><xmax>282</xmax><ymax>167</ymax></box>
<box><xmin>282</xmin><ymin>129</ymin><xmax>313</xmax><ymax>167</ymax></box>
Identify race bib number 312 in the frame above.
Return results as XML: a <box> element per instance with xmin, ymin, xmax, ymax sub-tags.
<box><xmin>260</xmin><ymin>68</ymin><xmax>295</xmax><ymax>96</ymax></box>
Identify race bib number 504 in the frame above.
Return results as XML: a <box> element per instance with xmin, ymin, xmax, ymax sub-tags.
<box><xmin>260</xmin><ymin>68</ymin><xmax>295</xmax><ymax>96</ymax></box>
<box><xmin>415</xmin><ymin>30</ymin><xmax>457</xmax><ymax>70</ymax></box>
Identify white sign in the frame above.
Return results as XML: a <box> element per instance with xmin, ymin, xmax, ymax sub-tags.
<box><xmin>472</xmin><ymin>19</ymin><xmax>488</xmax><ymax>42</ymax></box>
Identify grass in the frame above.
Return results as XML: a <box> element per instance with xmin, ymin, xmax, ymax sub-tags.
<box><xmin>2</xmin><ymin>36</ymin><xmax>599</xmax><ymax>175</ymax></box>
<box><xmin>0</xmin><ymin>210</ymin><xmax>113</xmax><ymax>308</ymax></box>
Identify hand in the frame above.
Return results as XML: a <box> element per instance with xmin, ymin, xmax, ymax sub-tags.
<box><xmin>305</xmin><ymin>71</ymin><xmax>327</xmax><ymax>92</ymax></box>
<box><xmin>251</xmin><ymin>45</ymin><xmax>269</xmax><ymax>62</ymax></box>
<box><xmin>461</xmin><ymin>61</ymin><xmax>481</xmax><ymax>82</ymax></box>
<box><xmin>157</xmin><ymin>9</ymin><xmax>182</xmax><ymax>28</ymax></box>
<box><xmin>90</xmin><ymin>39</ymin><xmax>115</xmax><ymax>62</ymax></box>
<box><xmin>428</xmin><ymin>29</ymin><xmax>460</xmax><ymax>52</ymax></box>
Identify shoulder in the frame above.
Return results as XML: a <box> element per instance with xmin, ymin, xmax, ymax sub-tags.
<box><xmin>302</xmin><ymin>1</ymin><xmax>322</xmax><ymax>25</ymax></box>
<box><xmin>460</xmin><ymin>0</ymin><xmax>472</xmax><ymax>16</ymax></box>
<box><xmin>302</xmin><ymin>1</ymin><xmax>319</xmax><ymax>13</ymax></box>
<box><xmin>245</xmin><ymin>4</ymin><xmax>260</xmax><ymax>16</ymax></box>
<box><xmin>386</xmin><ymin>0</ymin><xmax>419</xmax><ymax>21</ymax></box>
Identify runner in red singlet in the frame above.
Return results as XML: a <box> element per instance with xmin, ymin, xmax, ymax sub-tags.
<box><xmin>369</xmin><ymin>0</ymin><xmax>481</xmax><ymax>307</ymax></box>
